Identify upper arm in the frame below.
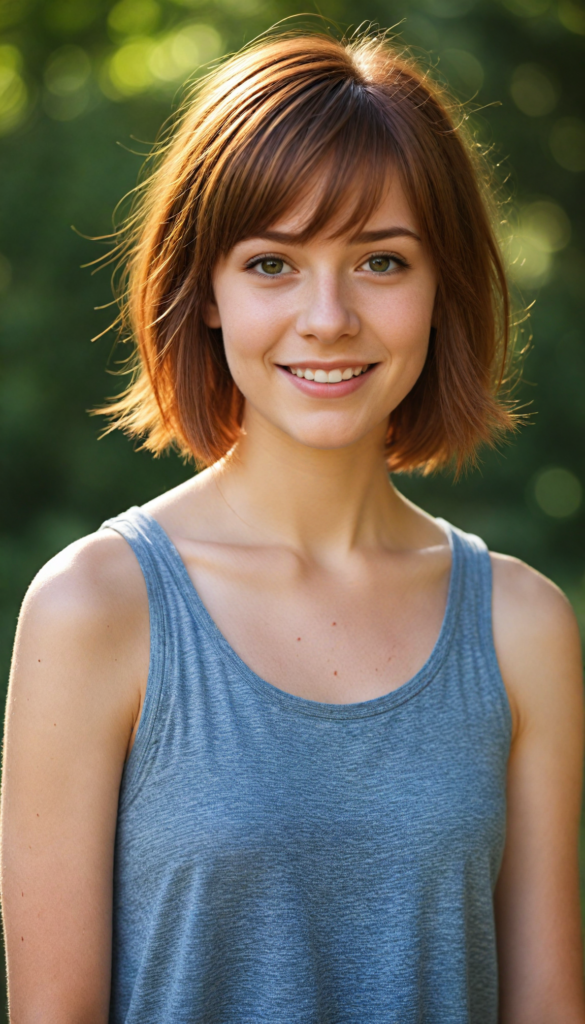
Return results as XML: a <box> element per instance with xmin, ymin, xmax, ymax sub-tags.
<box><xmin>1</xmin><ymin>530</ymin><xmax>149</xmax><ymax>1024</ymax></box>
<box><xmin>492</xmin><ymin>554</ymin><xmax>585</xmax><ymax>1023</ymax></box>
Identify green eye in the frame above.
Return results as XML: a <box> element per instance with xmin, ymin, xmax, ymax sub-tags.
<box><xmin>368</xmin><ymin>255</ymin><xmax>392</xmax><ymax>273</ymax></box>
<box><xmin>260</xmin><ymin>257</ymin><xmax>284</xmax><ymax>275</ymax></box>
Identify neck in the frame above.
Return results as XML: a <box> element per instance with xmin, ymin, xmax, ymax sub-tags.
<box><xmin>210</xmin><ymin>408</ymin><xmax>415</xmax><ymax>559</ymax></box>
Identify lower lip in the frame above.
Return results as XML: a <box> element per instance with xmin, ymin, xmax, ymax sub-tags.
<box><xmin>277</xmin><ymin>365</ymin><xmax>376</xmax><ymax>398</ymax></box>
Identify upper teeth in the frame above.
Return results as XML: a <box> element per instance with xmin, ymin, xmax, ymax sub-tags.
<box><xmin>290</xmin><ymin>366</ymin><xmax>368</xmax><ymax>382</ymax></box>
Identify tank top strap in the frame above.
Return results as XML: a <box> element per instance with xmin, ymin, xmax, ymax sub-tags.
<box><xmin>441</xmin><ymin>520</ymin><xmax>492</xmax><ymax>631</ymax></box>
<box><xmin>99</xmin><ymin>504</ymin><xmax>182</xmax><ymax>615</ymax></box>
<box><xmin>436</xmin><ymin>517</ymin><xmax>505</xmax><ymax>696</ymax></box>
<box><xmin>98</xmin><ymin>505</ymin><xmax>193</xmax><ymax>791</ymax></box>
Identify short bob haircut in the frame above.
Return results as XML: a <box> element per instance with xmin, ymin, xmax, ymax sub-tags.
<box><xmin>103</xmin><ymin>30</ymin><xmax>516</xmax><ymax>472</ymax></box>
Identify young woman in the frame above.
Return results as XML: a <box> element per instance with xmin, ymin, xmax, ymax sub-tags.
<box><xmin>2</xmin><ymin>30</ymin><xmax>584</xmax><ymax>1024</ymax></box>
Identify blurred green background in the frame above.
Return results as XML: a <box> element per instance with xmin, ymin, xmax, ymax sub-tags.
<box><xmin>0</xmin><ymin>0</ymin><xmax>584</xmax><ymax>1014</ymax></box>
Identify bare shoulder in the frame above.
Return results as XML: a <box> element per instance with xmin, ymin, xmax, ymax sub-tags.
<box><xmin>8</xmin><ymin>527</ymin><xmax>149</xmax><ymax>753</ymax></box>
<box><xmin>490</xmin><ymin>552</ymin><xmax>583</xmax><ymax>739</ymax></box>
<box><xmin>491</xmin><ymin>551</ymin><xmax>578</xmax><ymax>631</ymax></box>
<box><xmin>491</xmin><ymin>552</ymin><xmax>579</xmax><ymax>648</ymax></box>
<box><xmin>23</xmin><ymin>527</ymin><xmax>145</xmax><ymax>619</ymax></box>
<box><xmin>16</xmin><ymin>528</ymin><xmax>148</xmax><ymax>675</ymax></box>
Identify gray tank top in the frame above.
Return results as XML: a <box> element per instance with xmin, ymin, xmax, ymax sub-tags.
<box><xmin>102</xmin><ymin>506</ymin><xmax>511</xmax><ymax>1024</ymax></box>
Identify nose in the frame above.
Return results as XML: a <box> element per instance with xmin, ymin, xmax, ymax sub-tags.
<box><xmin>295</xmin><ymin>273</ymin><xmax>360</xmax><ymax>345</ymax></box>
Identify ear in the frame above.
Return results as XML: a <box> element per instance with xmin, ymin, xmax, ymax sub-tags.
<box><xmin>203</xmin><ymin>298</ymin><xmax>222</xmax><ymax>329</ymax></box>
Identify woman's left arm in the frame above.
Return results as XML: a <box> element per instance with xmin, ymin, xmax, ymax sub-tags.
<box><xmin>492</xmin><ymin>554</ymin><xmax>585</xmax><ymax>1024</ymax></box>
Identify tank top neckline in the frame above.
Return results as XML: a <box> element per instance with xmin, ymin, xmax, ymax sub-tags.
<box><xmin>127</xmin><ymin>507</ymin><xmax>464</xmax><ymax>721</ymax></box>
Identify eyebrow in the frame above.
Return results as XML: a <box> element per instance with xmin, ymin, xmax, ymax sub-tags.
<box><xmin>255</xmin><ymin>226</ymin><xmax>421</xmax><ymax>245</ymax></box>
<box><xmin>351</xmin><ymin>227</ymin><xmax>421</xmax><ymax>244</ymax></box>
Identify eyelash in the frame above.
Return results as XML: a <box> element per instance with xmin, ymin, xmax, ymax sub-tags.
<box><xmin>244</xmin><ymin>252</ymin><xmax>411</xmax><ymax>275</ymax></box>
<box><xmin>366</xmin><ymin>252</ymin><xmax>411</xmax><ymax>272</ymax></box>
<box><xmin>244</xmin><ymin>254</ymin><xmax>288</xmax><ymax>273</ymax></box>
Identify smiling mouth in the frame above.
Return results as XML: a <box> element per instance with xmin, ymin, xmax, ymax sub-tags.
<box><xmin>284</xmin><ymin>364</ymin><xmax>372</xmax><ymax>383</ymax></box>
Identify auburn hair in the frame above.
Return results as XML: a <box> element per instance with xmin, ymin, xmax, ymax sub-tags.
<box><xmin>101</xmin><ymin>29</ymin><xmax>516</xmax><ymax>471</ymax></box>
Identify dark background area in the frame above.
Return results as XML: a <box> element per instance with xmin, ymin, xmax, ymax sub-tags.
<box><xmin>0</xmin><ymin>0</ymin><xmax>584</xmax><ymax>1016</ymax></box>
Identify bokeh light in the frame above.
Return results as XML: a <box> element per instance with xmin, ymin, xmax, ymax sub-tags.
<box><xmin>43</xmin><ymin>45</ymin><xmax>92</xmax><ymax>120</ymax></box>
<box><xmin>558</xmin><ymin>0</ymin><xmax>585</xmax><ymax>34</ymax></box>
<box><xmin>103</xmin><ymin>23</ymin><xmax>223</xmax><ymax>97</ymax></box>
<box><xmin>149</xmin><ymin>24</ymin><xmax>222</xmax><ymax>83</ymax></box>
<box><xmin>106</xmin><ymin>37</ymin><xmax>156</xmax><ymax>96</ymax></box>
<box><xmin>533</xmin><ymin>467</ymin><xmax>583</xmax><ymax>518</ymax></box>
<box><xmin>549</xmin><ymin>117</ymin><xmax>585</xmax><ymax>172</ymax></box>
<box><xmin>403</xmin><ymin>13</ymin><xmax>441</xmax><ymax>49</ymax></box>
<box><xmin>507</xmin><ymin>199</ymin><xmax>571</xmax><ymax>288</ymax></box>
<box><xmin>0</xmin><ymin>45</ymin><xmax>28</xmax><ymax>136</ymax></box>
<box><xmin>107</xmin><ymin>0</ymin><xmax>162</xmax><ymax>40</ymax></box>
<box><xmin>521</xmin><ymin>200</ymin><xmax>571</xmax><ymax>252</ymax></box>
<box><xmin>510</xmin><ymin>63</ymin><xmax>558</xmax><ymax>117</ymax></box>
<box><xmin>44</xmin><ymin>45</ymin><xmax>91</xmax><ymax>96</ymax></box>
<box><xmin>0</xmin><ymin>0</ymin><xmax>33</xmax><ymax>31</ymax></box>
<box><xmin>44</xmin><ymin>0</ymin><xmax>101</xmax><ymax>34</ymax></box>
<box><xmin>439</xmin><ymin>49</ymin><xmax>484</xmax><ymax>96</ymax></box>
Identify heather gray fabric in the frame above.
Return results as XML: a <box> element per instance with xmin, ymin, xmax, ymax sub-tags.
<box><xmin>102</xmin><ymin>506</ymin><xmax>511</xmax><ymax>1024</ymax></box>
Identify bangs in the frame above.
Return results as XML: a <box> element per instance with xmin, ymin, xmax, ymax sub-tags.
<box><xmin>201</xmin><ymin>74</ymin><xmax>401</xmax><ymax>255</ymax></box>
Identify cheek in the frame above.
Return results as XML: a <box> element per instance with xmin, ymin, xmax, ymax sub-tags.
<box><xmin>220</xmin><ymin>306</ymin><xmax>283</xmax><ymax>399</ymax></box>
<box><xmin>218</xmin><ymin>293</ymin><xmax>271</xmax><ymax>365</ymax></box>
<box><xmin>373</xmin><ymin>286</ymin><xmax>434</xmax><ymax>366</ymax></box>
<box><xmin>216</xmin><ymin>284</ymin><xmax>293</xmax><ymax>386</ymax></box>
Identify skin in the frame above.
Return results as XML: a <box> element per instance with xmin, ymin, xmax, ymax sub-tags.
<box><xmin>2</xmin><ymin>175</ymin><xmax>584</xmax><ymax>1023</ymax></box>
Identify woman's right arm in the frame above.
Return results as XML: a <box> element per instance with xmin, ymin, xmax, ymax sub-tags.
<box><xmin>1</xmin><ymin>530</ymin><xmax>149</xmax><ymax>1024</ymax></box>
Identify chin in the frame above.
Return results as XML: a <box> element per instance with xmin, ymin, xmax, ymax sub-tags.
<box><xmin>283</xmin><ymin>420</ymin><xmax>381</xmax><ymax>452</ymax></box>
